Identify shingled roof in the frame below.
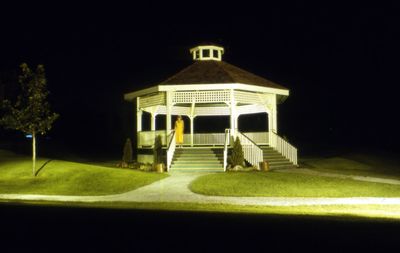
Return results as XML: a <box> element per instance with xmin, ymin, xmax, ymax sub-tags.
<box><xmin>160</xmin><ymin>60</ymin><xmax>288</xmax><ymax>91</ymax></box>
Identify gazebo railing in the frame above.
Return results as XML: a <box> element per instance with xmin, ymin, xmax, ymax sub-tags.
<box><xmin>137</xmin><ymin>130</ymin><xmax>167</xmax><ymax>148</ymax></box>
<box><xmin>223</xmin><ymin>129</ymin><xmax>231</xmax><ymax>171</ymax></box>
<box><xmin>184</xmin><ymin>133</ymin><xmax>225</xmax><ymax>146</ymax></box>
<box><xmin>269</xmin><ymin>131</ymin><xmax>298</xmax><ymax>166</ymax></box>
<box><xmin>243</xmin><ymin>132</ymin><xmax>269</xmax><ymax>145</ymax></box>
<box><xmin>166</xmin><ymin>130</ymin><xmax>176</xmax><ymax>172</ymax></box>
<box><xmin>138</xmin><ymin>131</ymin><xmax>269</xmax><ymax>147</ymax></box>
<box><xmin>235</xmin><ymin>131</ymin><xmax>263</xmax><ymax>170</ymax></box>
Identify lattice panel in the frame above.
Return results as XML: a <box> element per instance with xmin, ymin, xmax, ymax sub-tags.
<box><xmin>236</xmin><ymin>104</ymin><xmax>266</xmax><ymax>115</ymax></box>
<box><xmin>173</xmin><ymin>91</ymin><xmax>230</xmax><ymax>104</ymax></box>
<box><xmin>194</xmin><ymin>106</ymin><xmax>230</xmax><ymax>116</ymax></box>
<box><xmin>140</xmin><ymin>92</ymin><xmax>165</xmax><ymax>108</ymax></box>
<box><xmin>155</xmin><ymin>106</ymin><xmax>190</xmax><ymax>116</ymax></box>
<box><xmin>234</xmin><ymin>90</ymin><xmax>261</xmax><ymax>104</ymax></box>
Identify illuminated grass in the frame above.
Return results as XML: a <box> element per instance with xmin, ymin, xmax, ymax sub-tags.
<box><xmin>303</xmin><ymin>155</ymin><xmax>400</xmax><ymax>179</ymax></box>
<box><xmin>189</xmin><ymin>171</ymin><xmax>400</xmax><ymax>197</ymax></box>
<box><xmin>0</xmin><ymin>150</ymin><xmax>168</xmax><ymax>195</ymax></box>
<box><xmin>2</xmin><ymin>200</ymin><xmax>400</xmax><ymax>221</ymax></box>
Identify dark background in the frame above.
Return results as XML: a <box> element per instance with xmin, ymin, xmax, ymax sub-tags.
<box><xmin>1</xmin><ymin>2</ymin><xmax>400</xmax><ymax>250</ymax></box>
<box><xmin>1</xmin><ymin>1</ymin><xmax>399</xmax><ymax>159</ymax></box>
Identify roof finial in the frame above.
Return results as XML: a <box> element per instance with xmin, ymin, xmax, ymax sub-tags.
<box><xmin>190</xmin><ymin>45</ymin><xmax>224</xmax><ymax>61</ymax></box>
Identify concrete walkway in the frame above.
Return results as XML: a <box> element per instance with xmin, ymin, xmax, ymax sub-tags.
<box><xmin>276</xmin><ymin>168</ymin><xmax>400</xmax><ymax>185</ymax></box>
<box><xmin>1</xmin><ymin>171</ymin><xmax>400</xmax><ymax>206</ymax></box>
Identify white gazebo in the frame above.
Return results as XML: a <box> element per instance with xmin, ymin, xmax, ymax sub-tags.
<box><xmin>124</xmin><ymin>44</ymin><xmax>297</xmax><ymax>171</ymax></box>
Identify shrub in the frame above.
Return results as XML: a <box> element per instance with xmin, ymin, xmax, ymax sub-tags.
<box><xmin>122</xmin><ymin>138</ymin><xmax>133</xmax><ymax>167</ymax></box>
<box><xmin>153</xmin><ymin>135</ymin><xmax>163</xmax><ymax>165</ymax></box>
<box><xmin>230</xmin><ymin>136</ymin><xmax>244</xmax><ymax>167</ymax></box>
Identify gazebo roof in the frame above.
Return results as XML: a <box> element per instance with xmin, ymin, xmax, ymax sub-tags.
<box><xmin>124</xmin><ymin>44</ymin><xmax>290</xmax><ymax>101</ymax></box>
<box><xmin>161</xmin><ymin>60</ymin><xmax>288</xmax><ymax>91</ymax></box>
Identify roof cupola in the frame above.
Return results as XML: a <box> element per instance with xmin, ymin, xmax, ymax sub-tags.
<box><xmin>190</xmin><ymin>45</ymin><xmax>224</xmax><ymax>61</ymax></box>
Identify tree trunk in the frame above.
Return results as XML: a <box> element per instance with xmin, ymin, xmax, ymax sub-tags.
<box><xmin>32</xmin><ymin>131</ymin><xmax>36</xmax><ymax>177</ymax></box>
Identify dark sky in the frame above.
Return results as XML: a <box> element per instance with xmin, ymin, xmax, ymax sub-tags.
<box><xmin>1</xmin><ymin>1</ymin><xmax>399</xmax><ymax>155</ymax></box>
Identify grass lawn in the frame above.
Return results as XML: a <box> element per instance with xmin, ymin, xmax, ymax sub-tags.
<box><xmin>0</xmin><ymin>150</ymin><xmax>168</xmax><ymax>195</ymax></box>
<box><xmin>2</xmin><ymin>199</ymin><xmax>400</xmax><ymax>221</ymax></box>
<box><xmin>302</xmin><ymin>153</ymin><xmax>400</xmax><ymax>179</ymax></box>
<box><xmin>189</xmin><ymin>171</ymin><xmax>400</xmax><ymax>197</ymax></box>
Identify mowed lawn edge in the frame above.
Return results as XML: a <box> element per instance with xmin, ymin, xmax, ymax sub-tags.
<box><xmin>2</xmin><ymin>200</ymin><xmax>400</xmax><ymax>221</ymax></box>
<box><xmin>189</xmin><ymin>171</ymin><xmax>400</xmax><ymax>197</ymax></box>
<box><xmin>0</xmin><ymin>150</ymin><xmax>168</xmax><ymax>196</ymax></box>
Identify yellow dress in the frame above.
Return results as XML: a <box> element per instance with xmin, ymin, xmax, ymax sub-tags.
<box><xmin>175</xmin><ymin>119</ymin><xmax>184</xmax><ymax>144</ymax></box>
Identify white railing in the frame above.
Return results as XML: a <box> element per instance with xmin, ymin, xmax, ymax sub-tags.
<box><xmin>138</xmin><ymin>131</ymin><xmax>270</xmax><ymax>147</ymax></box>
<box><xmin>183</xmin><ymin>133</ymin><xmax>225</xmax><ymax>146</ymax></box>
<box><xmin>243</xmin><ymin>132</ymin><xmax>269</xmax><ymax>145</ymax></box>
<box><xmin>223</xmin><ymin>129</ymin><xmax>230</xmax><ymax>171</ymax></box>
<box><xmin>235</xmin><ymin>131</ymin><xmax>264</xmax><ymax>170</ymax></box>
<box><xmin>269</xmin><ymin>131</ymin><xmax>298</xmax><ymax>166</ymax></box>
<box><xmin>166</xmin><ymin>130</ymin><xmax>176</xmax><ymax>172</ymax></box>
<box><xmin>137</xmin><ymin>130</ymin><xmax>167</xmax><ymax>148</ymax></box>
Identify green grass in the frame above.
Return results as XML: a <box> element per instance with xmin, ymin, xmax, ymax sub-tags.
<box><xmin>0</xmin><ymin>150</ymin><xmax>168</xmax><ymax>195</ymax></box>
<box><xmin>189</xmin><ymin>171</ymin><xmax>400</xmax><ymax>197</ymax></box>
<box><xmin>2</xmin><ymin>199</ymin><xmax>400</xmax><ymax>221</ymax></box>
<box><xmin>302</xmin><ymin>153</ymin><xmax>400</xmax><ymax>179</ymax></box>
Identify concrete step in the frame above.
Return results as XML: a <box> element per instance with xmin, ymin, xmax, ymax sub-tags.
<box><xmin>263</xmin><ymin>154</ymin><xmax>285</xmax><ymax>159</ymax></box>
<box><xmin>171</xmin><ymin>148</ymin><xmax>224</xmax><ymax>171</ymax></box>
<box><xmin>174</xmin><ymin>153</ymin><xmax>218</xmax><ymax>157</ymax></box>
<box><xmin>171</xmin><ymin>169</ymin><xmax>223</xmax><ymax>172</ymax></box>
<box><xmin>264</xmin><ymin>157</ymin><xmax>289</xmax><ymax>162</ymax></box>
<box><xmin>172</xmin><ymin>161</ymin><xmax>222</xmax><ymax>167</ymax></box>
<box><xmin>173</xmin><ymin>158</ymin><xmax>221</xmax><ymax>162</ymax></box>
<box><xmin>173</xmin><ymin>164</ymin><xmax>221</xmax><ymax>168</ymax></box>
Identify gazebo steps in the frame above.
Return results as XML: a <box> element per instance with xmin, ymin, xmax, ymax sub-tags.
<box><xmin>170</xmin><ymin>148</ymin><xmax>224</xmax><ymax>172</ymax></box>
<box><xmin>259</xmin><ymin>145</ymin><xmax>296</xmax><ymax>170</ymax></box>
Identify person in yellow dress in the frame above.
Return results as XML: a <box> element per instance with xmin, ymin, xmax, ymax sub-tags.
<box><xmin>174</xmin><ymin>115</ymin><xmax>184</xmax><ymax>148</ymax></box>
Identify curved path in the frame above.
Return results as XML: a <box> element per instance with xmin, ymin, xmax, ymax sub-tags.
<box><xmin>1</xmin><ymin>171</ymin><xmax>400</xmax><ymax>206</ymax></box>
<box><xmin>277</xmin><ymin>168</ymin><xmax>400</xmax><ymax>185</ymax></box>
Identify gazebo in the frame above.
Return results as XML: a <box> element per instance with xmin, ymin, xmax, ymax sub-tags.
<box><xmin>124</xmin><ymin>44</ymin><xmax>297</xmax><ymax>171</ymax></box>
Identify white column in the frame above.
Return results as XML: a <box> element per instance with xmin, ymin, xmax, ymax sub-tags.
<box><xmin>190</xmin><ymin>99</ymin><xmax>196</xmax><ymax>147</ymax></box>
<box><xmin>166</xmin><ymin>91</ymin><xmax>173</xmax><ymax>139</ymax></box>
<box><xmin>151</xmin><ymin>113</ymin><xmax>156</xmax><ymax>131</ymax></box>
<box><xmin>272</xmin><ymin>108</ymin><xmax>278</xmax><ymax>133</ymax></box>
<box><xmin>136</xmin><ymin>97</ymin><xmax>142</xmax><ymax>132</ymax></box>
<box><xmin>230</xmin><ymin>89</ymin><xmax>236</xmax><ymax>135</ymax></box>
<box><xmin>268</xmin><ymin>112</ymin><xmax>273</xmax><ymax>133</ymax></box>
<box><xmin>272</xmin><ymin>94</ymin><xmax>278</xmax><ymax>133</ymax></box>
<box><xmin>190</xmin><ymin>116</ymin><xmax>194</xmax><ymax>147</ymax></box>
<box><xmin>235</xmin><ymin>114</ymin><xmax>239</xmax><ymax>132</ymax></box>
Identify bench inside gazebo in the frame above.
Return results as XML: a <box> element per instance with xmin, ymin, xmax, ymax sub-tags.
<box><xmin>124</xmin><ymin>44</ymin><xmax>298</xmax><ymax>172</ymax></box>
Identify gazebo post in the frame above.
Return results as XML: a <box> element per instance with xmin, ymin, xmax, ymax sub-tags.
<box><xmin>190</xmin><ymin>116</ymin><xmax>194</xmax><ymax>147</ymax></box>
<box><xmin>230</xmin><ymin>89</ymin><xmax>236</xmax><ymax>136</ymax></box>
<box><xmin>273</xmin><ymin>108</ymin><xmax>278</xmax><ymax>133</ymax></box>
<box><xmin>235</xmin><ymin>114</ymin><xmax>240</xmax><ymax>132</ymax></box>
<box><xmin>136</xmin><ymin>97</ymin><xmax>142</xmax><ymax>132</ymax></box>
<box><xmin>268</xmin><ymin>112</ymin><xmax>273</xmax><ymax>133</ymax></box>
<box><xmin>271</xmin><ymin>95</ymin><xmax>278</xmax><ymax>133</ymax></box>
<box><xmin>150</xmin><ymin>113</ymin><xmax>156</xmax><ymax>131</ymax></box>
<box><xmin>166</xmin><ymin>91</ymin><xmax>173</xmax><ymax>142</ymax></box>
<box><xmin>190</xmin><ymin>99</ymin><xmax>196</xmax><ymax>147</ymax></box>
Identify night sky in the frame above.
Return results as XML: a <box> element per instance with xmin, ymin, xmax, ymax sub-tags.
<box><xmin>1</xmin><ymin>2</ymin><xmax>399</xmax><ymax>157</ymax></box>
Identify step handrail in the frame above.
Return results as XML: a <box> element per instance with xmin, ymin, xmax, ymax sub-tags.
<box><xmin>166</xmin><ymin>130</ymin><xmax>176</xmax><ymax>172</ymax></box>
<box><xmin>269</xmin><ymin>131</ymin><xmax>298</xmax><ymax>166</ymax></box>
<box><xmin>223</xmin><ymin>129</ymin><xmax>230</xmax><ymax>171</ymax></box>
<box><xmin>234</xmin><ymin>131</ymin><xmax>263</xmax><ymax>170</ymax></box>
